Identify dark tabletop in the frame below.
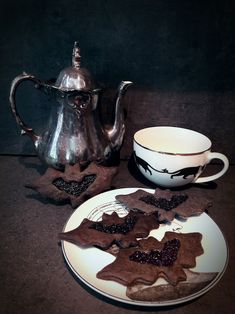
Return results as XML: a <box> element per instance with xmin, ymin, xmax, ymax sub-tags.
<box><xmin>0</xmin><ymin>156</ymin><xmax>234</xmax><ymax>314</ymax></box>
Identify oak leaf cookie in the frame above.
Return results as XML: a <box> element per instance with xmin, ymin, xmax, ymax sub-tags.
<box><xmin>96</xmin><ymin>232</ymin><xmax>203</xmax><ymax>286</ymax></box>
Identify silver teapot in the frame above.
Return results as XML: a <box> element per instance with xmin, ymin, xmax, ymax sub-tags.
<box><xmin>9</xmin><ymin>42</ymin><xmax>133</xmax><ymax>169</ymax></box>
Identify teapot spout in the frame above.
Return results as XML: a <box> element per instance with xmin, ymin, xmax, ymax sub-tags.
<box><xmin>107</xmin><ymin>80</ymin><xmax>133</xmax><ymax>150</ymax></box>
<box><xmin>118</xmin><ymin>80</ymin><xmax>133</xmax><ymax>95</ymax></box>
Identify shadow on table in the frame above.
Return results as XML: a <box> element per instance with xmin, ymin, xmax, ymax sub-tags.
<box><xmin>18</xmin><ymin>155</ymin><xmax>47</xmax><ymax>175</ymax></box>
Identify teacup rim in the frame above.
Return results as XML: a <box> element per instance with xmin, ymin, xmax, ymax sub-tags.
<box><xmin>134</xmin><ymin>126</ymin><xmax>212</xmax><ymax>155</ymax></box>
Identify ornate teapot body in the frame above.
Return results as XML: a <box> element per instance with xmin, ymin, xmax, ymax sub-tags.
<box><xmin>9</xmin><ymin>42</ymin><xmax>132</xmax><ymax>169</ymax></box>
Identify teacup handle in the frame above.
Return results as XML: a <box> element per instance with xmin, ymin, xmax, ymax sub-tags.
<box><xmin>195</xmin><ymin>152</ymin><xmax>229</xmax><ymax>183</ymax></box>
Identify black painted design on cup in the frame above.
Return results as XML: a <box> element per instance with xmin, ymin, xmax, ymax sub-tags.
<box><xmin>134</xmin><ymin>152</ymin><xmax>204</xmax><ymax>180</ymax></box>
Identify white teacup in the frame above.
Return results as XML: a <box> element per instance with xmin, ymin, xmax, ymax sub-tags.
<box><xmin>133</xmin><ymin>126</ymin><xmax>229</xmax><ymax>188</ymax></box>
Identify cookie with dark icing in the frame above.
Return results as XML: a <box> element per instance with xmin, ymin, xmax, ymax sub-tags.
<box><xmin>26</xmin><ymin>162</ymin><xmax>118</xmax><ymax>208</ymax></box>
<box><xmin>59</xmin><ymin>210</ymin><xmax>159</xmax><ymax>249</ymax></box>
<box><xmin>96</xmin><ymin>232</ymin><xmax>203</xmax><ymax>286</ymax></box>
<box><xmin>116</xmin><ymin>189</ymin><xmax>212</xmax><ymax>222</ymax></box>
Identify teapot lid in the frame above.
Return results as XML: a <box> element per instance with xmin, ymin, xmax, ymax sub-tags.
<box><xmin>55</xmin><ymin>42</ymin><xmax>97</xmax><ymax>91</ymax></box>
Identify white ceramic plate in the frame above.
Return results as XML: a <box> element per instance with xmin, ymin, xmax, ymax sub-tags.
<box><xmin>61</xmin><ymin>188</ymin><xmax>229</xmax><ymax>307</ymax></box>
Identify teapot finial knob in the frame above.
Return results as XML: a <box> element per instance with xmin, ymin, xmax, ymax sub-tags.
<box><xmin>72</xmin><ymin>41</ymin><xmax>81</xmax><ymax>68</ymax></box>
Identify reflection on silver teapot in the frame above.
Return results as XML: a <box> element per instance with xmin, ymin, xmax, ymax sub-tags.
<box><xmin>9</xmin><ymin>42</ymin><xmax>133</xmax><ymax>169</ymax></box>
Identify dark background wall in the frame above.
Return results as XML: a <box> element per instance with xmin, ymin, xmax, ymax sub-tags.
<box><xmin>1</xmin><ymin>0</ymin><xmax>235</xmax><ymax>161</ymax></box>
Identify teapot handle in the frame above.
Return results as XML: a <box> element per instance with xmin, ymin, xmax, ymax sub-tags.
<box><xmin>9</xmin><ymin>72</ymin><xmax>42</xmax><ymax>143</ymax></box>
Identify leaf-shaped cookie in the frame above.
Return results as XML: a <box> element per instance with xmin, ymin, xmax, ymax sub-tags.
<box><xmin>126</xmin><ymin>269</ymin><xmax>218</xmax><ymax>301</ymax></box>
<box><xmin>116</xmin><ymin>189</ymin><xmax>212</xmax><ymax>222</ymax></box>
<box><xmin>59</xmin><ymin>211</ymin><xmax>159</xmax><ymax>249</ymax></box>
<box><xmin>97</xmin><ymin>232</ymin><xmax>203</xmax><ymax>286</ymax></box>
<box><xmin>26</xmin><ymin>162</ymin><xmax>118</xmax><ymax>208</ymax></box>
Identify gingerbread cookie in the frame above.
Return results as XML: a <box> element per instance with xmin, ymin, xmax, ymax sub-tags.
<box><xmin>126</xmin><ymin>269</ymin><xmax>218</xmax><ymax>301</ymax></box>
<box><xmin>26</xmin><ymin>162</ymin><xmax>118</xmax><ymax>208</ymax></box>
<box><xmin>116</xmin><ymin>189</ymin><xmax>212</xmax><ymax>222</ymax></box>
<box><xmin>59</xmin><ymin>210</ymin><xmax>159</xmax><ymax>249</ymax></box>
<box><xmin>96</xmin><ymin>232</ymin><xmax>203</xmax><ymax>286</ymax></box>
